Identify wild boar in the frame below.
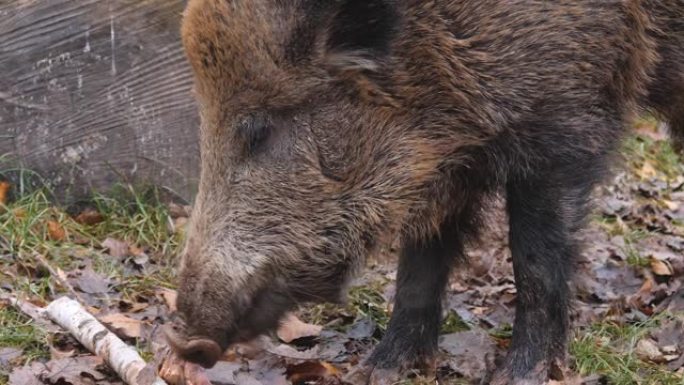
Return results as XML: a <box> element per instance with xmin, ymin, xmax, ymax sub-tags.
<box><xmin>165</xmin><ymin>0</ymin><xmax>684</xmax><ymax>383</ymax></box>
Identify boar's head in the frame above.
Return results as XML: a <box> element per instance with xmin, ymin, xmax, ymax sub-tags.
<box><xmin>167</xmin><ymin>0</ymin><xmax>459</xmax><ymax>368</ymax></box>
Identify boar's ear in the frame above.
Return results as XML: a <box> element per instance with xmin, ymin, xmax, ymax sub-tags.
<box><xmin>324</xmin><ymin>0</ymin><xmax>400</xmax><ymax>72</ymax></box>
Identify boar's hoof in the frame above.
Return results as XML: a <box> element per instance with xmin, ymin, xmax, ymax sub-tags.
<box><xmin>343</xmin><ymin>365</ymin><xmax>403</xmax><ymax>385</ymax></box>
<box><xmin>489</xmin><ymin>361</ymin><xmax>550</xmax><ymax>385</ymax></box>
<box><xmin>164</xmin><ymin>325</ymin><xmax>223</xmax><ymax>369</ymax></box>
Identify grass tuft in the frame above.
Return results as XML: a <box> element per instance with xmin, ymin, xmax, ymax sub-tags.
<box><xmin>571</xmin><ymin>316</ymin><xmax>683</xmax><ymax>385</ymax></box>
<box><xmin>0</xmin><ymin>306</ymin><xmax>49</xmax><ymax>377</ymax></box>
<box><xmin>440</xmin><ymin>311</ymin><xmax>470</xmax><ymax>334</ymax></box>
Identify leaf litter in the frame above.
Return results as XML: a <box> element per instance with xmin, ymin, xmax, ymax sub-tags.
<box><xmin>1</xmin><ymin>131</ymin><xmax>684</xmax><ymax>385</ymax></box>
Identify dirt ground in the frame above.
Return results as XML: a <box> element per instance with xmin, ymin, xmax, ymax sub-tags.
<box><xmin>0</xmin><ymin>119</ymin><xmax>683</xmax><ymax>385</ymax></box>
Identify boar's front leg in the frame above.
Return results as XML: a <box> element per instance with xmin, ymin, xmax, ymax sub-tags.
<box><xmin>492</xmin><ymin>160</ymin><xmax>601</xmax><ymax>384</ymax></box>
<box><xmin>351</xmin><ymin>216</ymin><xmax>467</xmax><ymax>384</ymax></box>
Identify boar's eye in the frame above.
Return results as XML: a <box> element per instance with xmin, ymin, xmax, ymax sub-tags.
<box><xmin>237</xmin><ymin>115</ymin><xmax>273</xmax><ymax>154</ymax></box>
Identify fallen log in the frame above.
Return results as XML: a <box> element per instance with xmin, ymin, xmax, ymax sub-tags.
<box><xmin>45</xmin><ymin>296</ymin><xmax>167</xmax><ymax>385</ymax></box>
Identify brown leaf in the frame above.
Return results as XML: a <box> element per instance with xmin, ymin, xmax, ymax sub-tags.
<box><xmin>73</xmin><ymin>209</ymin><xmax>104</xmax><ymax>226</ymax></box>
<box><xmin>286</xmin><ymin>361</ymin><xmax>340</xmax><ymax>384</ymax></box>
<box><xmin>129</xmin><ymin>244</ymin><xmax>146</xmax><ymax>257</ymax></box>
<box><xmin>49</xmin><ymin>344</ymin><xmax>76</xmax><ymax>360</ymax></box>
<box><xmin>167</xmin><ymin>203</ymin><xmax>191</xmax><ymax>219</ymax></box>
<box><xmin>636</xmin><ymin>338</ymin><xmax>666</xmax><ymax>363</ymax></box>
<box><xmin>74</xmin><ymin>268</ymin><xmax>110</xmax><ymax>294</ymax></box>
<box><xmin>129</xmin><ymin>245</ymin><xmax>150</xmax><ymax>267</ymax></box>
<box><xmin>266</xmin><ymin>343</ymin><xmax>319</xmax><ymax>360</ymax></box>
<box><xmin>99</xmin><ymin>313</ymin><xmax>143</xmax><ymax>339</ymax></box>
<box><xmin>637</xmin><ymin>161</ymin><xmax>657</xmax><ymax>180</ymax></box>
<box><xmin>0</xmin><ymin>181</ymin><xmax>10</xmax><ymax>205</ymax></box>
<box><xmin>8</xmin><ymin>362</ymin><xmax>45</xmax><ymax>385</ymax></box>
<box><xmin>43</xmin><ymin>356</ymin><xmax>105</xmax><ymax>384</ymax></box>
<box><xmin>101</xmin><ymin>237</ymin><xmax>130</xmax><ymax>258</ymax></box>
<box><xmin>0</xmin><ymin>347</ymin><xmax>23</xmax><ymax>368</ymax></box>
<box><xmin>204</xmin><ymin>361</ymin><xmax>242</xmax><ymax>385</ymax></box>
<box><xmin>12</xmin><ymin>207</ymin><xmax>26</xmax><ymax>219</ymax></box>
<box><xmin>662</xmin><ymin>199</ymin><xmax>680</xmax><ymax>211</ymax></box>
<box><xmin>157</xmin><ymin>289</ymin><xmax>178</xmax><ymax>313</ymax></box>
<box><xmin>440</xmin><ymin>330</ymin><xmax>497</xmax><ymax>379</ymax></box>
<box><xmin>159</xmin><ymin>351</ymin><xmax>213</xmax><ymax>385</ymax></box>
<box><xmin>47</xmin><ymin>220</ymin><xmax>66</xmax><ymax>241</ymax></box>
<box><xmin>171</xmin><ymin>216</ymin><xmax>189</xmax><ymax>234</ymax></box>
<box><xmin>652</xmin><ymin>259</ymin><xmax>674</xmax><ymax>277</ymax></box>
<box><xmin>118</xmin><ymin>299</ymin><xmax>149</xmax><ymax>313</ymax></box>
<box><xmin>277</xmin><ymin>313</ymin><xmax>322</xmax><ymax>343</ymax></box>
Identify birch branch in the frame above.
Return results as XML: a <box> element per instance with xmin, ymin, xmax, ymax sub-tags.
<box><xmin>46</xmin><ymin>296</ymin><xmax>167</xmax><ymax>385</ymax></box>
<box><xmin>0</xmin><ymin>293</ymin><xmax>56</xmax><ymax>331</ymax></box>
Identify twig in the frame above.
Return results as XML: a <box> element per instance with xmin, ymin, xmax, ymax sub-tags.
<box><xmin>0</xmin><ymin>293</ymin><xmax>56</xmax><ymax>331</ymax></box>
<box><xmin>44</xmin><ymin>297</ymin><xmax>167</xmax><ymax>385</ymax></box>
<box><xmin>33</xmin><ymin>253</ymin><xmax>87</xmax><ymax>305</ymax></box>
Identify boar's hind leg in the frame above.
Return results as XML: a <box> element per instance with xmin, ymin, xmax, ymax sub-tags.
<box><xmin>365</xmin><ymin>215</ymin><xmax>466</xmax><ymax>378</ymax></box>
<box><xmin>493</xmin><ymin>161</ymin><xmax>601</xmax><ymax>384</ymax></box>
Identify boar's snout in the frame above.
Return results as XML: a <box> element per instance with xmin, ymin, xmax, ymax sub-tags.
<box><xmin>164</xmin><ymin>323</ymin><xmax>223</xmax><ymax>368</ymax></box>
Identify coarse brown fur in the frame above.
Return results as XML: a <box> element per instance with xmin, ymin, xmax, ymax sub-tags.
<box><xmin>167</xmin><ymin>0</ymin><xmax>684</xmax><ymax>383</ymax></box>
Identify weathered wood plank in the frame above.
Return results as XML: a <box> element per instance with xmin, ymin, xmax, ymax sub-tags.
<box><xmin>0</xmin><ymin>0</ymin><xmax>199</xmax><ymax>202</ymax></box>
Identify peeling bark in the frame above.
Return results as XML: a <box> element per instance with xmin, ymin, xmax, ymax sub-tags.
<box><xmin>46</xmin><ymin>296</ymin><xmax>167</xmax><ymax>385</ymax></box>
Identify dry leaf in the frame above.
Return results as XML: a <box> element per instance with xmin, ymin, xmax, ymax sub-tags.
<box><xmin>129</xmin><ymin>244</ymin><xmax>145</xmax><ymax>257</ymax></box>
<box><xmin>637</xmin><ymin>161</ymin><xmax>657</xmax><ymax>179</ymax></box>
<box><xmin>662</xmin><ymin>199</ymin><xmax>680</xmax><ymax>211</ymax></box>
<box><xmin>74</xmin><ymin>268</ymin><xmax>110</xmax><ymax>294</ymax></box>
<box><xmin>12</xmin><ymin>207</ymin><xmax>26</xmax><ymax>218</ymax></box>
<box><xmin>204</xmin><ymin>361</ymin><xmax>243</xmax><ymax>385</ymax></box>
<box><xmin>46</xmin><ymin>220</ymin><xmax>66</xmax><ymax>241</ymax></box>
<box><xmin>157</xmin><ymin>289</ymin><xmax>178</xmax><ymax>312</ymax></box>
<box><xmin>652</xmin><ymin>259</ymin><xmax>673</xmax><ymax>277</ymax></box>
<box><xmin>167</xmin><ymin>203</ymin><xmax>191</xmax><ymax>218</ymax></box>
<box><xmin>159</xmin><ymin>350</ymin><xmax>213</xmax><ymax>385</ymax></box>
<box><xmin>172</xmin><ymin>216</ymin><xmax>189</xmax><ymax>234</ymax></box>
<box><xmin>0</xmin><ymin>348</ymin><xmax>23</xmax><ymax>368</ymax></box>
<box><xmin>118</xmin><ymin>299</ymin><xmax>149</xmax><ymax>313</ymax></box>
<box><xmin>441</xmin><ymin>330</ymin><xmax>497</xmax><ymax>379</ymax></box>
<box><xmin>101</xmin><ymin>237</ymin><xmax>130</xmax><ymax>258</ymax></box>
<box><xmin>286</xmin><ymin>361</ymin><xmax>340</xmax><ymax>384</ymax></box>
<box><xmin>277</xmin><ymin>313</ymin><xmax>322</xmax><ymax>343</ymax></box>
<box><xmin>99</xmin><ymin>313</ymin><xmax>143</xmax><ymax>339</ymax></box>
<box><xmin>49</xmin><ymin>345</ymin><xmax>76</xmax><ymax>360</ymax></box>
<box><xmin>636</xmin><ymin>338</ymin><xmax>665</xmax><ymax>363</ymax></box>
<box><xmin>74</xmin><ymin>208</ymin><xmax>104</xmax><ymax>225</ymax></box>
<box><xmin>8</xmin><ymin>362</ymin><xmax>44</xmax><ymax>385</ymax></box>
<box><xmin>0</xmin><ymin>181</ymin><xmax>10</xmax><ymax>205</ymax></box>
<box><xmin>43</xmin><ymin>356</ymin><xmax>105</xmax><ymax>384</ymax></box>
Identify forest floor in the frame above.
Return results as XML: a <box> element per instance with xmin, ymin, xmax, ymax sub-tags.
<box><xmin>1</xmin><ymin>117</ymin><xmax>683</xmax><ymax>385</ymax></box>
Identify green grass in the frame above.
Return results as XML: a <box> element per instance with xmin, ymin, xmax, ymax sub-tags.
<box><xmin>0</xmin><ymin>175</ymin><xmax>182</xmax><ymax>380</ymax></box>
<box><xmin>489</xmin><ymin>323</ymin><xmax>513</xmax><ymax>340</ymax></box>
<box><xmin>0</xmin><ymin>307</ymin><xmax>49</xmax><ymax>383</ymax></box>
<box><xmin>440</xmin><ymin>311</ymin><xmax>470</xmax><ymax>334</ymax></box>
<box><xmin>86</xmin><ymin>185</ymin><xmax>182</xmax><ymax>261</ymax></box>
<box><xmin>0</xmin><ymin>171</ymin><xmax>181</xmax><ymax>381</ymax></box>
<box><xmin>0</xmin><ymin>181</ymin><xmax>182</xmax><ymax>300</ymax></box>
<box><xmin>622</xmin><ymin>229</ymin><xmax>652</xmax><ymax>268</ymax></box>
<box><xmin>571</xmin><ymin>316</ymin><xmax>683</xmax><ymax>385</ymax></box>
<box><xmin>348</xmin><ymin>283</ymin><xmax>391</xmax><ymax>333</ymax></box>
<box><xmin>622</xmin><ymin>134</ymin><xmax>683</xmax><ymax>181</ymax></box>
<box><xmin>0</xmin><ymin>182</ymin><xmax>182</xmax><ymax>258</ymax></box>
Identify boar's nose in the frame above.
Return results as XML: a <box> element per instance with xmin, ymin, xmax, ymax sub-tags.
<box><xmin>164</xmin><ymin>324</ymin><xmax>223</xmax><ymax>368</ymax></box>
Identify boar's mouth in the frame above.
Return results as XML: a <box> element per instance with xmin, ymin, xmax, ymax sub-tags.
<box><xmin>166</xmin><ymin>279</ymin><xmax>297</xmax><ymax>368</ymax></box>
<box><xmin>164</xmin><ymin>324</ymin><xmax>224</xmax><ymax>368</ymax></box>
